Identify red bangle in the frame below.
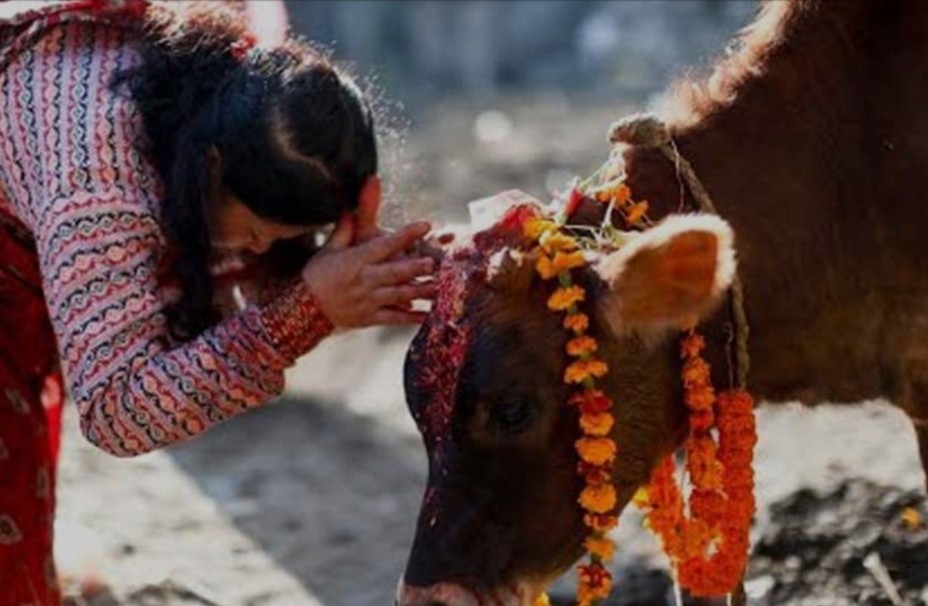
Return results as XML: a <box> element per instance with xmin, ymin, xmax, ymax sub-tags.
<box><xmin>260</xmin><ymin>280</ymin><xmax>334</xmax><ymax>362</ymax></box>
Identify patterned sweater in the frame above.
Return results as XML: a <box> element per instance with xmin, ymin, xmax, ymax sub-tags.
<box><xmin>0</xmin><ymin>13</ymin><xmax>333</xmax><ymax>456</ymax></box>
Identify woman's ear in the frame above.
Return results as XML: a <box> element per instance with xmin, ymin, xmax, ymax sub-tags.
<box><xmin>595</xmin><ymin>214</ymin><xmax>736</xmax><ymax>332</ymax></box>
<box><xmin>355</xmin><ymin>176</ymin><xmax>382</xmax><ymax>243</ymax></box>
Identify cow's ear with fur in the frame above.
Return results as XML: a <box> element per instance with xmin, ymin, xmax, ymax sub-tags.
<box><xmin>595</xmin><ymin>214</ymin><xmax>736</xmax><ymax>332</ymax></box>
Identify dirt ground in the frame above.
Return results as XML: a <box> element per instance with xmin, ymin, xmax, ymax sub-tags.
<box><xmin>55</xmin><ymin>102</ymin><xmax>928</xmax><ymax>606</ymax></box>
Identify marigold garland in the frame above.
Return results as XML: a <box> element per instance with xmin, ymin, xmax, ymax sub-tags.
<box><xmin>517</xmin><ymin>171</ymin><xmax>757</xmax><ymax>605</ymax></box>
<box><xmin>522</xmin><ymin>213</ymin><xmax>616</xmax><ymax>606</ymax></box>
<box><xmin>634</xmin><ymin>332</ymin><xmax>757</xmax><ymax>597</ymax></box>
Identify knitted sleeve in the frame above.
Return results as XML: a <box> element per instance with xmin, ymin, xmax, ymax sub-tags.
<box><xmin>0</xmin><ymin>21</ymin><xmax>333</xmax><ymax>456</ymax></box>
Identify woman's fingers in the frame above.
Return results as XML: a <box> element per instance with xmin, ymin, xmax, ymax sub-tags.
<box><xmin>374</xmin><ymin>283</ymin><xmax>437</xmax><ymax>307</ymax></box>
<box><xmin>368</xmin><ymin>257</ymin><xmax>434</xmax><ymax>286</ymax></box>
<box><xmin>360</xmin><ymin>221</ymin><xmax>431</xmax><ymax>262</ymax></box>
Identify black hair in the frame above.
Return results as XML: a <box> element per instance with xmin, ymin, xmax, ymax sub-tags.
<box><xmin>114</xmin><ymin>3</ymin><xmax>377</xmax><ymax>339</ymax></box>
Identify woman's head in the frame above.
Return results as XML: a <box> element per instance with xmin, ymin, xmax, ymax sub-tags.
<box><xmin>117</xmin><ymin>3</ymin><xmax>378</xmax><ymax>337</ymax></box>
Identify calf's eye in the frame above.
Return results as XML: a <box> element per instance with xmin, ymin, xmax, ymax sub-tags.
<box><xmin>494</xmin><ymin>397</ymin><xmax>534</xmax><ymax>434</ymax></box>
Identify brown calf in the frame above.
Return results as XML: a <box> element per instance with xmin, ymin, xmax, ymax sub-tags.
<box><xmin>399</xmin><ymin>1</ymin><xmax>928</xmax><ymax>604</ymax></box>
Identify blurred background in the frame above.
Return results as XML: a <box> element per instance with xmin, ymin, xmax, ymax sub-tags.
<box><xmin>57</xmin><ymin>2</ymin><xmax>927</xmax><ymax>606</ymax></box>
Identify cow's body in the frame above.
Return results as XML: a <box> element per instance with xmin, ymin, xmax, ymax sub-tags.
<box><xmin>399</xmin><ymin>2</ymin><xmax>928</xmax><ymax>605</ymax></box>
<box><xmin>630</xmin><ymin>0</ymin><xmax>928</xmax><ymax>446</ymax></box>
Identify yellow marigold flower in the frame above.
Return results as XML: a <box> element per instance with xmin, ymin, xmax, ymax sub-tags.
<box><xmin>537</xmin><ymin>251</ymin><xmax>585</xmax><ymax>280</ymax></box>
<box><xmin>577</xmin><ymin>583</ymin><xmax>611</xmax><ymax>606</ymax></box>
<box><xmin>566</xmin><ymin>336</ymin><xmax>598</xmax><ymax>357</ymax></box>
<box><xmin>563</xmin><ymin>313</ymin><xmax>589</xmax><ymax>334</ymax></box>
<box><xmin>535</xmin><ymin>255</ymin><xmax>557</xmax><ymax>280</ymax></box>
<box><xmin>523</xmin><ymin>217</ymin><xmax>556</xmax><ymax>240</ymax></box>
<box><xmin>595</xmin><ymin>183</ymin><xmax>631</xmax><ymax>206</ymax></box>
<box><xmin>540</xmin><ymin>230</ymin><xmax>578</xmax><ymax>253</ymax></box>
<box><xmin>626</xmin><ymin>200</ymin><xmax>649</xmax><ymax>225</ymax></box>
<box><xmin>580</xmin><ymin>483</ymin><xmax>617</xmax><ymax>514</ymax></box>
<box><xmin>580</xmin><ymin>412</ymin><xmax>614</xmax><ymax>437</ymax></box>
<box><xmin>552</xmin><ymin>250</ymin><xmax>586</xmax><ymax>273</ymax></box>
<box><xmin>532</xmin><ymin>594</ymin><xmax>551</xmax><ymax>606</ymax></box>
<box><xmin>576</xmin><ymin>436</ymin><xmax>616</xmax><ymax>465</ymax></box>
<box><xmin>584</xmin><ymin>536</ymin><xmax>616</xmax><ymax>562</ymax></box>
<box><xmin>564</xmin><ymin>359</ymin><xmax>608</xmax><ymax>384</ymax></box>
<box><xmin>547</xmin><ymin>285</ymin><xmax>585</xmax><ymax>311</ymax></box>
<box><xmin>902</xmin><ymin>507</ymin><xmax>924</xmax><ymax>531</ymax></box>
<box><xmin>632</xmin><ymin>487</ymin><xmax>651</xmax><ymax>509</ymax></box>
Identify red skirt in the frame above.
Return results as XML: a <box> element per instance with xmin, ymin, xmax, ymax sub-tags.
<box><xmin>0</xmin><ymin>212</ymin><xmax>64</xmax><ymax>606</ymax></box>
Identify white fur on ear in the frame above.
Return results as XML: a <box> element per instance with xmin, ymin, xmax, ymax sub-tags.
<box><xmin>597</xmin><ymin>213</ymin><xmax>736</xmax><ymax>298</ymax></box>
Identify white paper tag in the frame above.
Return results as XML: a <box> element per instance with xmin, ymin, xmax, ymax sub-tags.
<box><xmin>467</xmin><ymin>189</ymin><xmax>540</xmax><ymax>231</ymax></box>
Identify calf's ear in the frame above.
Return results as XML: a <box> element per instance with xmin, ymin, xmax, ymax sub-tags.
<box><xmin>595</xmin><ymin>214</ymin><xmax>736</xmax><ymax>331</ymax></box>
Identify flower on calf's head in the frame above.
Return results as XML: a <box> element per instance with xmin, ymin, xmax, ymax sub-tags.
<box><xmin>567</xmin><ymin>336</ymin><xmax>598</xmax><ymax>357</ymax></box>
<box><xmin>579</xmin><ymin>484</ymin><xmax>617</xmax><ymax>514</ymax></box>
<box><xmin>565</xmin><ymin>359</ymin><xmax>608</xmax><ymax>384</ymax></box>
<box><xmin>580</xmin><ymin>412</ymin><xmax>614</xmax><ymax>437</ymax></box>
<box><xmin>576</xmin><ymin>437</ymin><xmax>616</xmax><ymax>466</ymax></box>
<box><xmin>548</xmin><ymin>286</ymin><xmax>586</xmax><ymax>311</ymax></box>
<box><xmin>584</xmin><ymin>536</ymin><xmax>616</xmax><ymax>562</ymax></box>
<box><xmin>564</xmin><ymin>313</ymin><xmax>590</xmax><ymax>334</ymax></box>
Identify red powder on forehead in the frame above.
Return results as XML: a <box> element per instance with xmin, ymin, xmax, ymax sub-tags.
<box><xmin>413</xmin><ymin>248</ymin><xmax>475</xmax><ymax>463</ymax></box>
<box><xmin>412</xmin><ymin>203</ymin><xmax>538</xmax><ymax>464</ymax></box>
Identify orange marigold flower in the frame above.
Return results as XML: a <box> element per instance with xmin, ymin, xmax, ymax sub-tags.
<box><xmin>548</xmin><ymin>285</ymin><xmax>585</xmax><ymax>311</ymax></box>
<box><xmin>541</xmin><ymin>231</ymin><xmax>579</xmax><ymax>253</ymax></box>
<box><xmin>690</xmin><ymin>487</ymin><xmax>725</xmax><ymax>514</ymax></box>
<box><xmin>626</xmin><ymin>200</ymin><xmax>649</xmax><ymax>225</ymax></box>
<box><xmin>682</xmin><ymin>357</ymin><xmax>712</xmax><ymax>387</ymax></box>
<box><xmin>564</xmin><ymin>359</ymin><xmax>608</xmax><ymax>384</ymax></box>
<box><xmin>686</xmin><ymin>440</ymin><xmax>723</xmax><ymax>491</ymax></box>
<box><xmin>536</xmin><ymin>250</ymin><xmax>585</xmax><ymax>280</ymax></box>
<box><xmin>535</xmin><ymin>255</ymin><xmax>559</xmax><ymax>280</ymax></box>
<box><xmin>595</xmin><ymin>183</ymin><xmax>631</xmax><ymax>206</ymax></box>
<box><xmin>576</xmin><ymin>437</ymin><xmax>617</xmax><ymax>466</ymax></box>
<box><xmin>686</xmin><ymin>388</ymin><xmax>716</xmax><ymax>413</ymax></box>
<box><xmin>563</xmin><ymin>313</ymin><xmax>590</xmax><ymax>334</ymax></box>
<box><xmin>580</xmin><ymin>412</ymin><xmax>614</xmax><ymax>437</ymax></box>
<box><xmin>902</xmin><ymin>507</ymin><xmax>923</xmax><ymax>531</ymax></box>
<box><xmin>681</xmin><ymin>332</ymin><xmax>706</xmax><ymax>358</ymax></box>
<box><xmin>551</xmin><ymin>250</ymin><xmax>587</xmax><ymax>274</ymax></box>
<box><xmin>584</xmin><ymin>536</ymin><xmax>616</xmax><ymax>561</ymax></box>
<box><xmin>570</xmin><ymin>389</ymin><xmax>612</xmax><ymax>415</ymax></box>
<box><xmin>584</xmin><ymin>513</ymin><xmax>619</xmax><ymax>532</ymax></box>
<box><xmin>580</xmin><ymin>483</ymin><xmax>617</xmax><ymax>513</ymax></box>
<box><xmin>689</xmin><ymin>409</ymin><xmax>715</xmax><ymax>432</ymax></box>
<box><xmin>566</xmin><ymin>336</ymin><xmax>598</xmax><ymax>357</ymax></box>
<box><xmin>679</xmin><ymin>519</ymin><xmax>714</xmax><ymax>560</ymax></box>
<box><xmin>523</xmin><ymin>217</ymin><xmax>556</xmax><ymax>240</ymax></box>
<box><xmin>632</xmin><ymin>487</ymin><xmax>651</xmax><ymax>509</ymax></box>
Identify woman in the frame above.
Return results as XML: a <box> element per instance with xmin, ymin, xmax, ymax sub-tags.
<box><xmin>0</xmin><ymin>1</ymin><xmax>435</xmax><ymax>604</ymax></box>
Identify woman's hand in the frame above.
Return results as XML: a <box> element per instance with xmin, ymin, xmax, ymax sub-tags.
<box><xmin>300</xmin><ymin>215</ymin><xmax>437</xmax><ymax>328</ymax></box>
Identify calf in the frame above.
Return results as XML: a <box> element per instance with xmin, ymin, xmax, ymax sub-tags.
<box><xmin>400</xmin><ymin>1</ymin><xmax>928</xmax><ymax>604</ymax></box>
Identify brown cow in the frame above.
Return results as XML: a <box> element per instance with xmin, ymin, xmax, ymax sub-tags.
<box><xmin>398</xmin><ymin>1</ymin><xmax>928</xmax><ymax>604</ymax></box>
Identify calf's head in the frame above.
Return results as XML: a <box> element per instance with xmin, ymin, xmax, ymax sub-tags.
<box><xmin>399</xmin><ymin>211</ymin><xmax>736</xmax><ymax>606</ymax></box>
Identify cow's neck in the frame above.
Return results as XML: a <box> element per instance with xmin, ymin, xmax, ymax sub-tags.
<box><xmin>624</xmin><ymin>0</ymin><xmax>891</xmax><ymax>405</ymax></box>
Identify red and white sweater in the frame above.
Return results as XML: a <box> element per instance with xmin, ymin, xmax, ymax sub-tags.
<box><xmin>0</xmin><ymin>10</ymin><xmax>333</xmax><ymax>456</ymax></box>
